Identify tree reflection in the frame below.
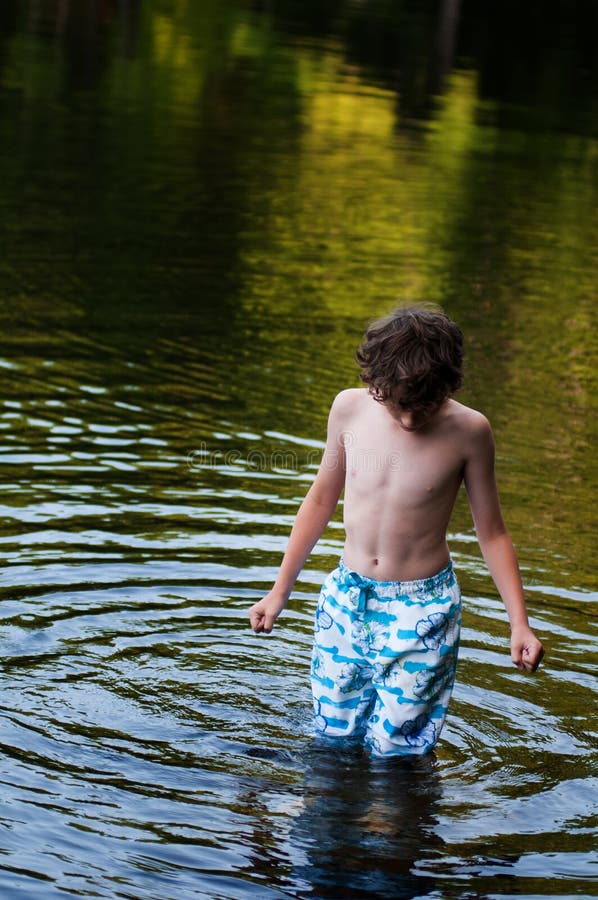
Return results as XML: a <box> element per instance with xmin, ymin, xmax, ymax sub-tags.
<box><xmin>0</xmin><ymin>0</ymin><xmax>595</xmax><ymax>574</ymax></box>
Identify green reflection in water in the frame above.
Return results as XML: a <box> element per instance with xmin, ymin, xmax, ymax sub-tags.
<box><xmin>0</xmin><ymin>3</ymin><xmax>596</xmax><ymax>899</ymax></box>
<box><xmin>0</xmin><ymin>3</ymin><xmax>595</xmax><ymax>582</ymax></box>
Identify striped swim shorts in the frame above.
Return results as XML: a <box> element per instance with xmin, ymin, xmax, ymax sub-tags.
<box><xmin>310</xmin><ymin>559</ymin><xmax>461</xmax><ymax>757</ymax></box>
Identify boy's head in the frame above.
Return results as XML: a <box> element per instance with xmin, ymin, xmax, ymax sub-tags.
<box><xmin>356</xmin><ymin>305</ymin><xmax>464</xmax><ymax>422</ymax></box>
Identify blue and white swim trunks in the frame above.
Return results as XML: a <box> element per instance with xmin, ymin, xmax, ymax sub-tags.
<box><xmin>311</xmin><ymin>559</ymin><xmax>461</xmax><ymax>756</ymax></box>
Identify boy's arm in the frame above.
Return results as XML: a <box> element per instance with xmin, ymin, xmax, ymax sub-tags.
<box><xmin>463</xmin><ymin>415</ymin><xmax>544</xmax><ymax>672</ymax></box>
<box><xmin>248</xmin><ymin>392</ymin><xmax>349</xmax><ymax>634</ymax></box>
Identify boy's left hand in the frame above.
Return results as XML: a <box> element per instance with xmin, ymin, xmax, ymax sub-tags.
<box><xmin>510</xmin><ymin>625</ymin><xmax>544</xmax><ymax>672</ymax></box>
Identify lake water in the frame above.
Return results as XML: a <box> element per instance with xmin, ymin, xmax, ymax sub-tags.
<box><xmin>0</xmin><ymin>2</ymin><xmax>596</xmax><ymax>898</ymax></box>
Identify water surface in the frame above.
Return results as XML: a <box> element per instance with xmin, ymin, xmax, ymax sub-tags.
<box><xmin>0</xmin><ymin>3</ymin><xmax>596</xmax><ymax>898</ymax></box>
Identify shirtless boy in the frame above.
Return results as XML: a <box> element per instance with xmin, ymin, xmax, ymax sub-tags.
<box><xmin>249</xmin><ymin>306</ymin><xmax>544</xmax><ymax>756</ymax></box>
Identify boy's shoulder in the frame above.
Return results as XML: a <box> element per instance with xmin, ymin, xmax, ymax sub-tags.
<box><xmin>446</xmin><ymin>399</ymin><xmax>491</xmax><ymax>429</ymax></box>
<box><xmin>445</xmin><ymin>400</ymin><xmax>494</xmax><ymax>446</ymax></box>
<box><xmin>328</xmin><ymin>392</ymin><xmax>493</xmax><ymax>439</ymax></box>
<box><xmin>329</xmin><ymin>387</ymin><xmax>368</xmax><ymax>418</ymax></box>
<box><xmin>332</xmin><ymin>387</ymin><xmax>367</xmax><ymax>407</ymax></box>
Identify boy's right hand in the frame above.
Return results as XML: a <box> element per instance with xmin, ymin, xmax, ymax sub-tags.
<box><xmin>248</xmin><ymin>592</ymin><xmax>287</xmax><ymax>634</ymax></box>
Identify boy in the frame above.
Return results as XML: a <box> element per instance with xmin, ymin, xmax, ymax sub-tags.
<box><xmin>249</xmin><ymin>306</ymin><xmax>544</xmax><ymax>756</ymax></box>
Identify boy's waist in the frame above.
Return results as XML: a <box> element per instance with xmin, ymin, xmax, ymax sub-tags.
<box><xmin>335</xmin><ymin>557</ymin><xmax>456</xmax><ymax>594</ymax></box>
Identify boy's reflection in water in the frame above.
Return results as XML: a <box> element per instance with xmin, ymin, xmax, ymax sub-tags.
<box><xmin>292</xmin><ymin>740</ymin><xmax>443</xmax><ymax>899</ymax></box>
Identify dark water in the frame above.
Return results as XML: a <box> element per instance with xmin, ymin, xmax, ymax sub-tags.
<box><xmin>0</xmin><ymin>2</ymin><xmax>596</xmax><ymax>898</ymax></box>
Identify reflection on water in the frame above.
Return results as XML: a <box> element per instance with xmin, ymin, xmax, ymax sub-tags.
<box><xmin>292</xmin><ymin>749</ymin><xmax>443</xmax><ymax>899</ymax></box>
<box><xmin>0</xmin><ymin>2</ymin><xmax>596</xmax><ymax>898</ymax></box>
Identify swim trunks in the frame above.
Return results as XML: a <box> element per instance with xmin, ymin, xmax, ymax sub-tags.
<box><xmin>310</xmin><ymin>559</ymin><xmax>461</xmax><ymax>756</ymax></box>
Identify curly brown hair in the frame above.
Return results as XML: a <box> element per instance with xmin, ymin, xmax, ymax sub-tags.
<box><xmin>355</xmin><ymin>305</ymin><xmax>464</xmax><ymax>420</ymax></box>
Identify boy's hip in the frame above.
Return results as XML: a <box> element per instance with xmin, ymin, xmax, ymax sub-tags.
<box><xmin>320</xmin><ymin>557</ymin><xmax>460</xmax><ymax>615</ymax></box>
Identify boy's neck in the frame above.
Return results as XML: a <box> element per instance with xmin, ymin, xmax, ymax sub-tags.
<box><xmin>387</xmin><ymin>399</ymin><xmax>449</xmax><ymax>432</ymax></box>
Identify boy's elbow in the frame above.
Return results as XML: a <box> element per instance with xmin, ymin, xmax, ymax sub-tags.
<box><xmin>307</xmin><ymin>479</ymin><xmax>342</xmax><ymax>514</ymax></box>
<box><xmin>310</xmin><ymin>487</ymin><xmax>341</xmax><ymax>515</ymax></box>
<box><xmin>476</xmin><ymin>523</ymin><xmax>512</xmax><ymax>553</ymax></box>
<box><xmin>472</xmin><ymin>503</ymin><xmax>508</xmax><ymax>544</ymax></box>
